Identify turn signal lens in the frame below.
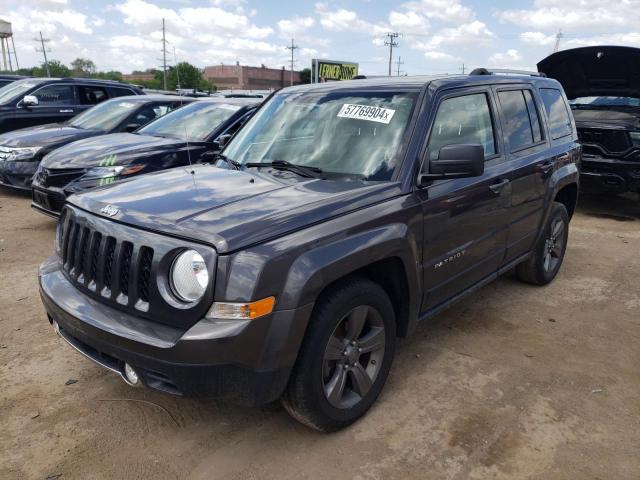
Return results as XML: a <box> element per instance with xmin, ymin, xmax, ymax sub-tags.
<box><xmin>208</xmin><ymin>296</ymin><xmax>275</xmax><ymax>320</ymax></box>
<box><xmin>121</xmin><ymin>164</ymin><xmax>146</xmax><ymax>175</ymax></box>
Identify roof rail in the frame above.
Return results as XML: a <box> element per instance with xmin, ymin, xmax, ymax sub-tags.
<box><xmin>469</xmin><ymin>68</ymin><xmax>546</xmax><ymax>77</ymax></box>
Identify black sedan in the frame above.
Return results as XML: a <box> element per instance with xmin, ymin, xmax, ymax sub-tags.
<box><xmin>31</xmin><ymin>97</ymin><xmax>261</xmax><ymax>217</ymax></box>
<box><xmin>0</xmin><ymin>95</ymin><xmax>193</xmax><ymax>191</ymax></box>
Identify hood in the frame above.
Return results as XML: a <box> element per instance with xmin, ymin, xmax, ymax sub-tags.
<box><xmin>41</xmin><ymin>132</ymin><xmax>189</xmax><ymax>169</ymax></box>
<box><xmin>68</xmin><ymin>164</ymin><xmax>401</xmax><ymax>254</ymax></box>
<box><xmin>537</xmin><ymin>46</ymin><xmax>640</xmax><ymax>99</ymax></box>
<box><xmin>0</xmin><ymin>123</ymin><xmax>100</xmax><ymax>149</ymax></box>
<box><xmin>572</xmin><ymin>108</ymin><xmax>640</xmax><ymax>130</ymax></box>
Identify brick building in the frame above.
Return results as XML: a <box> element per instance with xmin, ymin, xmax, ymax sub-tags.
<box><xmin>121</xmin><ymin>73</ymin><xmax>155</xmax><ymax>82</ymax></box>
<box><xmin>203</xmin><ymin>63</ymin><xmax>302</xmax><ymax>91</ymax></box>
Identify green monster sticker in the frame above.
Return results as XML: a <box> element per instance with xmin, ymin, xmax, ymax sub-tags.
<box><xmin>98</xmin><ymin>154</ymin><xmax>118</xmax><ymax>167</ymax></box>
<box><xmin>97</xmin><ymin>154</ymin><xmax>119</xmax><ymax>186</ymax></box>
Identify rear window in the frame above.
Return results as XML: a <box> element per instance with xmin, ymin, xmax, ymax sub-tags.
<box><xmin>498</xmin><ymin>90</ymin><xmax>541</xmax><ymax>152</ymax></box>
<box><xmin>540</xmin><ymin>88</ymin><xmax>573</xmax><ymax>140</ymax></box>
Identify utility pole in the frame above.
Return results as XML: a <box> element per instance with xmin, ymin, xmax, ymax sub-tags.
<box><xmin>34</xmin><ymin>31</ymin><xmax>51</xmax><ymax>76</ymax></box>
<box><xmin>285</xmin><ymin>38</ymin><xmax>298</xmax><ymax>86</ymax></box>
<box><xmin>395</xmin><ymin>56</ymin><xmax>404</xmax><ymax>76</ymax></box>
<box><xmin>553</xmin><ymin>29</ymin><xmax>563</xmax><ymax>53</ymax></box>
<box><xmin>461</xmin><ymin>63</ymin><xmax>466</xmax><ymax>74</ymax></box>
<box><xmin>384</xmin><ymin>32</ymin><xmax>399</xmax><ymax>77</ymax></box>
<box><xmin>162</xmin><ymin>18</ymin><xmax>168</xmax><ymax>90</ymax></box>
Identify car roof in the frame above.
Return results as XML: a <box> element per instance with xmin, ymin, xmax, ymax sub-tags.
<box><xmin>112</xmin><ymin>94</ymin><xmax>196</xmax><ymax>102</ymax></box>
<box><xmin>281</xmin><ymin>74</ymin><xmax>563</xmax><ymax>93</ymax></box>
<box><xmin>14</xmin><ymin>77</ymin><xmax>141</xmax><ymax>88</ymax></box>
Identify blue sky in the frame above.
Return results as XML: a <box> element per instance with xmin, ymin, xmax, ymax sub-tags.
<box><xmin>2</xmin><ymin>0</ymin><xmax>639</xmax><ymax>75</ymax></box>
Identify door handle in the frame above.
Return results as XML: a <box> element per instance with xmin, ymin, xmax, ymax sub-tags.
<box><xmin>537</xmin><ymin>161</ymin><xmax>553</xmax><ymax>174</ymax></box>
<box><xmin>489</xmin><ymin>178</ymin><xmax>510</xmax><ymax>193</ymax></box>
<box><xmin>59</xmin><ymin>109</ymin><xmax>74</xmax><ymax>113</ymax></box>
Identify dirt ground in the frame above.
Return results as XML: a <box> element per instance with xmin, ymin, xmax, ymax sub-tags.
<box><xmin>0</xmin><ymin>188</ymin><xmax>638</xmax><ymax>480</ymax></box>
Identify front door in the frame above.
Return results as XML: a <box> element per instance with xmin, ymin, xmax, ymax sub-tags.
<box><xmin>416</xmin><ymin>89</ymin><xmax>511</xmax><ymax>311</ymax></box>
<box><xmin>13</xmin><ymin>84</ymin><xmax>79</xmax><ymax>130</ymax></box>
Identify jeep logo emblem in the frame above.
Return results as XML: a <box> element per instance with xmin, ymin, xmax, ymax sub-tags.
<box><xmin>100</xmin><ymin>205</ymin><xmax>119</xmax><ymax>217</ymax></box>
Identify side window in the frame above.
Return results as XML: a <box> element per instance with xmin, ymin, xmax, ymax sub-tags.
<box><xmin>32</xmin><ymin>84</ymin><xmax>77</xmax><ymax>106</ymax></box>
<box><xmin>427</xmin><ymin>93</ymin><xmax>496</xmax><ymax>161</ymax></box>
<box><xmin>78</xmin><ymin>86</ymin><xmax>108</xmax><ymax>105</ymax></box>
<box><xmin>224</xmin><ymin>110</ymin><xmax>253</xmax><ymax>137</ymax></box>
<box><xmin>498</xmin><ymin>90</ymin><xmax>540</xmax><ymax>151</ymax></box>
<box><xmin>523</xmin><ymin>90</ymin><xmax>542</xmax><ymax>143</ymax></box>
<box><xmin>540</xmin><ymin>88</ymin><xmax>573</xmax><ymax>140</ymax></box>
<box><xmin>108</xmin><ymin>87</ymin><xmax>137</xmax><ymax>98</ymax></box>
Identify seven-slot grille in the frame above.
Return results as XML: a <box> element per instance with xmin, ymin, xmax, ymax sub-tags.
<box><xmin>60</xmin><ymin>213</ymin><xmax>154</xmax><ymax>311</ymax></box>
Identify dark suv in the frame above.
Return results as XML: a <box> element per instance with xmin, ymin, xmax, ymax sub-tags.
<box><xmin>0</xmin><ymin>77</ymin><xmax>144</xmax><ymax>134</ymax></box>
<box><xmin>539</xmin><ymin>46</ymin><xmax>640</xmax><ymax>194</ymax></box>
<box><xmin>39</xmin><ymin>72</ymin><xmax>580</xmax><ymax>431</ymax></box>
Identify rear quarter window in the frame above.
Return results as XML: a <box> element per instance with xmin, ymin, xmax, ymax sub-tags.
<box><xmin>107</xmin><ymin>86</ymin><xmax>138</xmax><ymax>98</ymax></box>
<box><xmin>539</xmin><ymin>88</ymin><xmax>573</xmax><ymax>140</ymax></box>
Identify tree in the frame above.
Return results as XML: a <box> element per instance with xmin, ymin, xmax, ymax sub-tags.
<box><xmin>300</xmin><ymin>68</ymin><xmax>311</xmax><ymax>84</ymax></box>
<box><xmin>71</xmin><ymin>58</ymin><xmax>97</xmax><ymax>77</ymax></box>
<box><xmin>157</xmin><ymin>62</ymin><xmax>207</xmax><ymax>91</ymax></box>
<box><xmin>31</xmin><ymin>60</ymin><xmax>71</xmax><ymax>78</ymax></box>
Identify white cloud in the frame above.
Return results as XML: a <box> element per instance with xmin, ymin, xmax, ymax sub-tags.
<box><xmin>520</xmin><ymin>31</ymin><xmax>557</xmax><ymax>47</ymax></box>
<box><xmin>314</xmin><ymin>2</ymin><xmax>387</xmax><ymax>35</ymax></box>
<box><xmin>389</xmin><ymin>10</ymin><xmax>429</xmax><ymax>34</ymax></box>
<box><xmin>423</xmin><ymin>51</ymin><xmax>457</xmax><ymax>60</ymax></box>
<box><xmin>277</xmin><ymin>16</ymin><xmax>315</xmax><ymax>37</ymax></box>
<box><xmin>401</xmin><ymin>0</ymin><xmax>474</xmax><ymax>23</ymax></box>
<box><xmin>497</xmin><ymin>0</ymin><xmax>637</xmax><ymax>31</ymax></box>
<box><xmin>488</xmin><ymin>49</ymin><xmax>522</xmax><ymax>66</ymax></box>
<box><xmin>413</xmin><ymin>20</ymin><xmax>495</xmax><ymax>51</ymax></box>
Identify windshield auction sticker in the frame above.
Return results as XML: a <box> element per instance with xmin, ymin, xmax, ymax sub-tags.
<box><xmin>337</xmin><ymin>104</ymin><xmax>396</xmax><ymax>124</ymax></box>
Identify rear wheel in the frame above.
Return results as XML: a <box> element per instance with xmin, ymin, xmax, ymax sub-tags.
<box><xmin>282</xmin><ymin>278</ymin><xmax>396</xmax><ymax>432</ymax></box>
<box><xmin>516</xmin><ymin>201</ymin><xmax>569</xmax><ymax>285</ymax></box>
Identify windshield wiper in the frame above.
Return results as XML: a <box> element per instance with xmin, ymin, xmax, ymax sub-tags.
<box><xmin>215</xmin><ymin>153</ymin><xmax>241</xmax><ymax>170</ymax></box>
<box><xmin>244</xmin><ymin>160</ymin><xmax>323</xmax><ymax>178</ymax></box>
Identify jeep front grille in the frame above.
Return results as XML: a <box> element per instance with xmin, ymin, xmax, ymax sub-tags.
<box><xmin>61</xmin><ymin>215</ymin><xmax>153</xmax><ymax>311</ymax></box>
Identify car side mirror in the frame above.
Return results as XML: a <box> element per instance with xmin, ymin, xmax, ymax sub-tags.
<box><xmin>419</xmin><ymin>144</ymin><xmax>485</xmax><ymax>185</ymax></box>
<box><xmin>217</xmin><ymin>133</ymin><xmax>232</xmax><ymax>148</ymax></box>
<box><xmin>22</xmin><ymin>95</ymin><xmax>39</xmax><ymax>107</ymax></box>
<box><xmin>124</xmin><ymin>123</ymin><xmax>142</xmax><ymax>133</ymax></box>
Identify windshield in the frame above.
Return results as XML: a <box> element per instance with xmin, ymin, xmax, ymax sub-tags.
<box><xmin>0</xmin><ymin>79</ymin><xmax>45</xmax><ymax>105</ymax></box>
<box><xmin>224</xmin><ymin>90</ymin><xmax>418</xmax><ymax>181</ymax></box>
<box><xmin>138</xmin><ymin>101</ymin><xmax>240</xmax><ymax>141</ymax></box>
<box><xmin>570</xmin><ymin>96</ymin><xmax>640</xmax><ymax>108</ymax></box>
<box><xmin>68</xmin><ymin>98</ymin><xmax>142</xmax><ymax>131</ymax></box>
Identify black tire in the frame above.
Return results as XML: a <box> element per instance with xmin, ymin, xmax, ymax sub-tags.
<box><xmin>281</xmin><ymin>277</ymin><xmax>396</xmax><ymax>432</ymax></box>
<box><xmin>516</xmin><ymin>201</ymin><xmax>569</xmax><ymax>285</ymax></box>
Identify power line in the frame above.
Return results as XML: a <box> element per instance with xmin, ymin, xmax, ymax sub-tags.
<box><xmin>285</xmin><ymin>38</ymin><xmax>298</xmax><ymax>86</ymax></box>
<box><xmin>384</xmin><ymin>32</ymin><xmax>399</xmax><ymax>77</ymax></box>
<box><xmin>34</xmin><ymin>31</ymin><xmax>51</xmax><ymax>76</ymax></box>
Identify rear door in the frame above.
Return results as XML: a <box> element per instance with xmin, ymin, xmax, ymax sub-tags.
<box><xmin>494</xmin><ymin>86</ymin><xmax>553</xmax><ymax>262</ymax></box>
<box><xmin>12</xmin><ymin>83</ymin><xmax>79</xmax><ymax>129</ymax></box>
<box><xmin>416</xmin><ymin>87</ymin><xmax>512</xmax><ymax>311</ymax></box>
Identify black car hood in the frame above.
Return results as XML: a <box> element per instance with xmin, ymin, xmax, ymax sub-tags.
<box><xmin>69</xmin><ymin>164</ymin><xmax>401</xmax><ymax>254</ymax></box>
<box><xmin>572</xmin><ymin>108</ymin><xmax>640</xmax><ymax>130</ymax></box>
<box><xmin>41</xmin><ymin>132</ymin><xmax>189</xmax><ymax>169</ymax></box>
<box><xmin>537</xmin><ymin>46</ymin><xmax>640</xmax><ymax>99</ymax></box>
<box><xmin>0</xmin><ymin>123</ymin><xmax>100</xmax><ymax>149</ymax></box>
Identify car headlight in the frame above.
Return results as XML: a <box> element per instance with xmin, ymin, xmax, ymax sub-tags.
<box><xmin>82</xmin><ymin>164</ymin><xmax>146</xmax><ymax>186</ymax></box>
<box><xmin>0</xmin><ymin>146</ymin><xmax>42</xmax><ymax>161</ymax></box>
<box><xmin>170</xmin><ymin>250</ymin><xmax>209</xmax><ymax>302</ymax></box>
<box><xmin>629</xmin><ymin>132</ymin><xmax>640</xmax><ymax>147</ymax></box>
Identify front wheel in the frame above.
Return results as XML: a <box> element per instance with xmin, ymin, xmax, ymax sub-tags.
<box><xmin>281</xmin><ymin>277</ymin><xmax>396</xmax><ymax>432</ymax></box>
<box><xmin>516</xmin><ymin>201</ymin><xmax>569</xmax><ymax>285</ymax></box>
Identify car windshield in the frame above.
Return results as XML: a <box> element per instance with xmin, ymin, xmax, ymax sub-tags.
<box><xmin>570</xmin><ymin>96</ymin><xmax>640</xmax><ymax>108</ymax></box>
<box><xmin>138</xmin><ymin>101</ymin><xmax>240</xmax><ymax>141</ymax></box>
<box><xmin>68</xmin><ymin>98</ymin><xmax>142</xmax><ymax>131</ymax></box>
<box><xmin>224</xmin><ymin>90</ymin><xmax>418</xmax><ymax>181</ymax></box>
<box><xmin>0</xmin><ymin>78</ymin><xmax>45</xmax><ymax>105</ymax></box>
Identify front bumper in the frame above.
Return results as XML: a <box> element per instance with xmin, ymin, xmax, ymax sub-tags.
<box><xmin>0</xmin><ymin>160</ymin><xmax>39</xmax><ymax>191</ymax></box>
<box><xmin>39</xmin><ymin>256</ymin><xmax>313</xmax><ymax>405</ymax></box>
<box><xmin>31</xmin><ymin>185</ymin><xmax>65</xmax><ymax>218</ymax></box>
<box><xmin>580</xmin><ymin>155</ymin><xmax>640</xmax><ymax>193</ymax></box>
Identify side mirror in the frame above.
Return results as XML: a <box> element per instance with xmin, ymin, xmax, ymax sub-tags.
<box><xmin>420</xmin><ymin>144</ymin><xmax>485</xmax><ymax>184</ymax></box>
<box><xmin>22</xmin><ymin>95</ymin><xmax>39</xmax><ymax>107</ymax></box>
<box><xmin>124</xmin><ymin>123</ymin><xmax>142</xmax><ymax>133</ymax></box>
<box><xmin>217</xmin><ymin>133</ymin><xmax>232</xmax><ymax>148</ymax></box>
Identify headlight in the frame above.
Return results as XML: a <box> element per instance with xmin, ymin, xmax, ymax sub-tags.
<box><xmin>629</xmin><ymin>132</ymin><xmax>640</xmax><ymax>147</ymax></box>
<box><xmin>83</xmin><ymin>164</ymin><xmax>146</xmax><ymax>186</ymax></box>
<box><xmin>170</xmin><ymin>250</ymin><xmax>209</xmax><ymax>302</ymax></box>
<box><xmin>0</xmin><ymin>146</ymin><xmax>42</xmax><ymax>161</ymax></box>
